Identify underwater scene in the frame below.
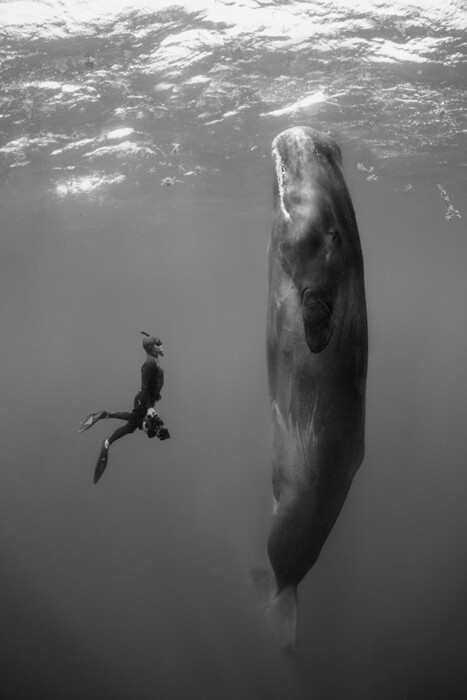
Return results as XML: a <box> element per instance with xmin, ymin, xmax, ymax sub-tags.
<box><xmin>1</xmin><ymin>1</ymin><xmax>466</xmax><ymax>698</ymax></box>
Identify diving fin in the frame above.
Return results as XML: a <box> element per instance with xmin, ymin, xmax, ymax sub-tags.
<box><xmin>251</xmin><ymin>567</ymin><xmax>298</xmax><ymax>655</ymax></box>
<box><xmin>93</xmin><ymin>440</ymin><xmax>109</xmax><ymax>485</ymax></box>
<box><xmin>79</xmin><ymin>412</ymin><xmax>106</xmax><ymax>433</ymax></box>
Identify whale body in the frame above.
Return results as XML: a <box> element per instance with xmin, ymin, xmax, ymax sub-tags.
<box><xmin>253</xmin><ymin>126</ymin><xmax>368</xmax><ymax>653</ymax></box>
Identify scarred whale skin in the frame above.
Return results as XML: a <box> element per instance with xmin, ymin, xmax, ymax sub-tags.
<box><xmin>253</xmin><ymin>126</ymin><xmax>368</xmax><ymax>653</ymax></box>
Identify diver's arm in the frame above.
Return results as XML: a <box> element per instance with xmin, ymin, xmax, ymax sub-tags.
<box><xmin>138</xmin><ymin>361</ymin><xmax>151</xmax><ymax>409</ymax></box>
<box><xmin>153</xmin><ymin>370</ymin><xmax>164</xmax><ymax>402</ymax></box>
<box><xmin>140</xmin><ymin>360</ymin><xmax>163</xmax><ymax>408</ymax></box>
<box><xmin>139</xmin><ymin>375</ymin><xmax>153</xmax><ymax>411</ymax></box>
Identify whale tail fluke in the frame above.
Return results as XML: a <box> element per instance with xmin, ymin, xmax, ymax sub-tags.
<box><xmin>251</xmin><ymin>567</ymin><xmax>298</xmax><ymax>655</ymax></box>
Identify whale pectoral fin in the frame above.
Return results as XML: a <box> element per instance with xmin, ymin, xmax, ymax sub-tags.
<box><xmin>302</xmin><ymin>290</ymin><xmax>334</xmax><ymax>353</ymax></box>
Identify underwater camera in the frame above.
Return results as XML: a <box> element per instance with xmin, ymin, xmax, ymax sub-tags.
<box><xmin>157</xmin><ymin>427</ymin><xmax>170</xmax><ymax>441</ymax></box>
<box><xmin>143</xmin><ymin>414</ymin><xmax>170</xmax><ymax>440</ymax></box>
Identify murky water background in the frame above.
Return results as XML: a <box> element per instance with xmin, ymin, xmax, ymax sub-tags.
<box><xmin>1</xmin><ymin>1</ymin><xmax>466</xmax><ymax>698</ymax></box>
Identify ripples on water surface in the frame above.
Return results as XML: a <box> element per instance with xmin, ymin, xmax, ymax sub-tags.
<box><xmin>1</xmin><ymin>0</ymin><xmax>466</xmax><ymax>175</ymax></box>
<box><xmin>1</xmin><ymin>2</ymin><xmax>466</xmax><ymax>699</ymax></box>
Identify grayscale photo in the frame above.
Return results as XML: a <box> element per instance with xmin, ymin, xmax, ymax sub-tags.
<box><xmin>1</xmin><ymin>1</ymin><xmax>466</xmax><ymax>698</ymax></box>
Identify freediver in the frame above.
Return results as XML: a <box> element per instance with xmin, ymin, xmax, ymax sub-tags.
<box><xmin>79</xmin><ymin>332</ymin><xmax>170</xmax><ymax>484</ymax></box>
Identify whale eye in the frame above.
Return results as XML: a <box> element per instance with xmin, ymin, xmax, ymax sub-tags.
<box><xmin>326</xmin><ymin>228</ymin><xmax>338</xmax><ymax>241</ymax></box>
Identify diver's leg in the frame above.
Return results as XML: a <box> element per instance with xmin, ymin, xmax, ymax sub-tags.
<box><xmin>107</xmin><ymin>422</ymin><xmax>138</xmax><ymax>446</ymax></box>
<box><xmin>106</xmin><ymin>411</ymin><xmax>132</xmax><ymax>421</ymax></box>
<box><xmin>93</xmin><ymin>405</ymin><xmax>145</xmax><ymax>485</ymax></box>
<box><xmin>80</xmin><ymin>410</ymin><xmax>132</xmax><ymax>433</ymax></box>
<box><xmin>106</xmin><ymin>403</ymin><xmax>145</xmax><ymax>446</ymax></box>
<box><xmin>94</xmin><ymin>421</ymin><xmax>137</xmax><ymax>485</ymax></box>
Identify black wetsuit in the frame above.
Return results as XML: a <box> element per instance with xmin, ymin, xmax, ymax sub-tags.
<box><xmin>107</xmin><ymin>355</ymin><xmax>164</xmax><ymax>445</ymax></box>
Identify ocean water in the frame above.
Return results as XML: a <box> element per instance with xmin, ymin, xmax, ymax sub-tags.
<box><xmin>1</xmin><ymin>1</ymin><xmax>466</xmax><ymax>698</ymax></box>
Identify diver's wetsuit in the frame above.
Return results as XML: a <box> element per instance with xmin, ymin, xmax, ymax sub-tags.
<box><xmin>106</xmin><ymin>354</ymin><xmax>164</xmax><ymax>445</ymax></box>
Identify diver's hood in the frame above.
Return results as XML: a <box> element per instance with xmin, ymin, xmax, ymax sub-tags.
<box><xmin>141</xmin><ymin>332</ymin><xmax>163</xmax><ymax>355</ymax></box>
